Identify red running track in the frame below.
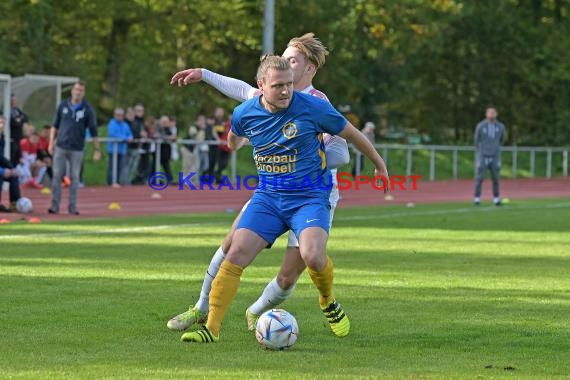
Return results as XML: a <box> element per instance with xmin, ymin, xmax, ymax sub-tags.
<box><xmin>1</xmin><ymin>178</ymin><xmax>569</xmax><ymax>223</ymax></box>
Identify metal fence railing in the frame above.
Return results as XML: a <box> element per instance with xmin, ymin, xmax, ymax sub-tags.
<box><xmin>353</xmin><ymin>144</ymin><xmax>569</xmax><ymax>181</ymax></box>
<box><xmin>97</xmin><ymin>138</ymin><xmax>569</xmax><ymax>183</ymax></box>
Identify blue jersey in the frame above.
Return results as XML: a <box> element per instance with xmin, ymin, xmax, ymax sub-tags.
<box><xmin>231</xmin><ymin>91</ymin><xmax>347</xmax><ymax>193</ymax></box>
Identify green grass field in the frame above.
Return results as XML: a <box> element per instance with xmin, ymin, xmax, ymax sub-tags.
<box><xmin>1</xmin><ymin>198</ymin><xmax>569</xmax><ymax>379</ymax></box>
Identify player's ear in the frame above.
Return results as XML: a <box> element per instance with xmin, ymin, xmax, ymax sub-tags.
<box><xmin>257</xmin><ymin>79</ymin><xmax>264</xmax><ymax>89</ymax></box>
<box><xmin>306</xmin><ymin>64</ymin><xmax>316</xmax><ymax>75</ymax></box>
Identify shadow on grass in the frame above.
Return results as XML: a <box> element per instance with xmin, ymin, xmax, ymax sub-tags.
<box><xmin>1</xmin><ymin>242</ymin><xmax>570</xmax><ymax>284</ymax></box>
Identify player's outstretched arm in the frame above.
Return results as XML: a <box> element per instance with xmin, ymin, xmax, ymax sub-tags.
<box><xmin>170</xmin><ymin>68</ymin><xmax>258</xmax><ymax>102</ymax></box>
<box><xmin>338</xmin><ymin>123</ymin><xmax>389</xmax><ymax>189</ymax></box>
<box><xmin>227</xmin><ymin>131</ymin><xmax>248</xmax><ymax>151</ymax></box>
<box><xmin>170</xmin><ymin>68</ymin><xmax>203</xmax><ymax>85</ymax></box>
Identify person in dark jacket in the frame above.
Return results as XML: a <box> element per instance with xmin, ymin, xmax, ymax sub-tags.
<box><xmin>48</xmin><ymin>81</ymin><xmax>101</xmax><ymax>215</ymax></box>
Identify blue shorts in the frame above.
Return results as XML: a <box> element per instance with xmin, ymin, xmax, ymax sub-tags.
<box><xmin>237</xmin><ymin>191</ymin><xmax>331</xmax><ymax>246</ymax></box>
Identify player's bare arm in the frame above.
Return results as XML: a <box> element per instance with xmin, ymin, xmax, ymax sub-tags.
<box><xmin>227</xmin><ymin>130</ymin><xmax>247</xmax><ymax>151</ymax></box>
<box><xmin>338</xmin><ymin>123</ymin><xmax>389</xmax><ymax>188</ymax></box>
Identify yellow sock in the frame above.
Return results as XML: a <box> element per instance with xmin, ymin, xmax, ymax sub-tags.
<box><xmin>307</xmin><ymin>256</ymin><xmax>334</xmax><ymax>307</ymax></box>
<box><xmin>206</xmin><ymin>260</ymin><xmax>243</xmax><ymax>336</ymax></box>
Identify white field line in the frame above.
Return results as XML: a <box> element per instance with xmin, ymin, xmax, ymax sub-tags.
<box><xmin>335</xmin><ymin>202</ymin><xmax>570</xmax><ymax>221</ymax></box>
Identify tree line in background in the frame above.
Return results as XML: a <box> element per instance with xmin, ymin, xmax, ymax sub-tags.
<box><xmin>1</xmin><ymin>0</ymin><xmax>569</xmax><ymax>146</ymax></box>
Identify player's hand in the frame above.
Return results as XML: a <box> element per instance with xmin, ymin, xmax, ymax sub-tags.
<box><xmin>48</xmin><ymin>143</ymin><xmax>54</xmax><ymax>156</ymax></box>
<box><xmin>2</xmin><ymin>168</ymin><xmax>14</xmax><ymax>178</ymax></box>
<box><xmin>170</xmin><ymin>68</ymin><xmax>202</xmax><ymax>86</ymax></box>
<box><xmin>374</xmin><ymin>165</ymin><xmax>389</xmax><ymax>193</ymax></box>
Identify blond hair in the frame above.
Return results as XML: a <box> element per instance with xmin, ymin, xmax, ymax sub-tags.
<box><xmin>256</xmin><ymin>55</ymin><xmax>291</xmax><ymax>82</ymax></box>
<box><xmin>287</xmin><ymin>33</ymin><xmax>329</xmax><ymax>69</ymax></box>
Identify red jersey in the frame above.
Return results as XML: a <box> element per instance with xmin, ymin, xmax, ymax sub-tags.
<box><xmin>218</xmin><ymin>120</ymin><xmax>231</xmax><ymax>152</ymax></box>
<box><xmin>20</xmin><ymin>137</ymin><xmax>41</xmax><ymax>155</ymax></box>
<box><xmin>38</xmin><ymin>136</ymin><xmax>49</xmax><ymax>151</ymax></box>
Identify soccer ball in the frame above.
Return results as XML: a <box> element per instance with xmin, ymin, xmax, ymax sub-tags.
<box><xmin>255</xmin><ymin>309</ymin><xmax>298</xmax><ymax>350</ymax></box>
<box><xmin>16</xmin><ymin>197</ymin><xmax>33</xmax><ymax>214</ymax></box>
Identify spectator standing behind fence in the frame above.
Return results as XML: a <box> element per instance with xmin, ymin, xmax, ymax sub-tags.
<box><xmin>133</xmin><ymin>117</ymin><xmax>158</xmax><ymax>183</ymax></box>
<box><xmin>157</xmin><ymin>115</ymin><xmax>175</xmax><ymax>182</ymax></box>
<box><xmin>9</xmin><ymin>94</ymin><xmax>29</xmax><ymax>166</ymax></box>
<box><xmin>215</xmin><ymin>115</ymin><xmax>231</xmax><ymax>183</ymax></box>
<box><xmin>124</xmin><ymin>107</ymin><xmax>136</xmax><ymax>184</ymax></box>
<box><xmin>474</xmin><ymin>106</ymin><xmax>505</xmax><ymax>206</ymax></box>
<box><xmin>181</xmin><ymin>115</ymin><xmax>203</xmax><ymax>184</ymax></box>
<box><xmin>48</xmin><ymin>80</ymin><xmax>101</xmax><ymax>215</ymax></box>
<box><xmin>196</xmin><ymin>116</ymin><xmax>210</xmax><ymax>177</ymax></box>
<box><xmin>107</xmin><ymin>108</ymin><xmax>133</xmax><ymax>187</ymax></box>
<box><xmin>204</xmin><ymin>115</ymin><xmax>219</xmax><ymax>178</ymax></box>
<box><xmin>132</xmin><ymin>107</ymin><xmax>149</xmax><ymax>183</ymax></box>
<box><xmin>125</xmin><ymin>104</ymin><xmax>146</xmax><ymax>184</ymax></box>
<box><xmin>351</xmin><ymin>121</ymin><xmax>375</xmax><ymax>176</ymax></box>
<box><xmin>211</xmin><ymin>107</ymin><xmax>227</xmax><ymax>182</ymax></box>
<box><xmin>169</xmin><ymin>116</ymin><xmax>180</xmax><ymax>163</ymax></box>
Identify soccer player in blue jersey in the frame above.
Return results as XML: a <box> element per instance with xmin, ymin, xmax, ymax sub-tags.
<box><xmin>181</xmin><ymin>55</ymin><xmax>388</xmax><ymax>343</ymax></box>
<box><xmin>168</xmin><ymin>33</ymin><xmax>351</xmax><ymax>333</ymax></box>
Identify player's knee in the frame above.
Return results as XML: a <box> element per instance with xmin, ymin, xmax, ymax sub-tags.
<box><xmin>302</xmin><ymin>252</ymin><xmax>327</xmax><ymax>272</ymax></box>
<box><xmin>225</xmin><ymin>245</ymin><xmax>245</xmax><ymax>266</ymax></box>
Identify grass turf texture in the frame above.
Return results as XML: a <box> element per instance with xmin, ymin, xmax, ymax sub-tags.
<box><xmin>1</xmin><ymin>198</ymin><xmax>569</xmax><ymax>379</ymax></box>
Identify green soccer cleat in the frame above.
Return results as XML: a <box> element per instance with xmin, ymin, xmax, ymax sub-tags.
<box><xmin>322</xmin><ymin>299</ymin><xmax>350</xmax><ymax>337</ymax></box>
<box><xmin>167</xmin><ymin>307</ymin><xmax>208</xmax><ymax>331</ymax></box>
<box><xmin>181</xmin><ymin>325</ymin><xmax>219</xmax><ymax>343</ymax></box>
<box><xmin>245</xmin><ymin>308</ymin><xmax>260</xmax><ymax>331</ymax></box>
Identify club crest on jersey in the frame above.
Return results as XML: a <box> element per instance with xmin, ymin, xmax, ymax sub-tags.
<box><xmin>76</xmin><ymin>109</ymin><xmax>85</xmax><ymax>121</ymax></box>
<box><xmin>282</xmin><ymin>122</ymin><xmax>297</xmax><ymax>139</ymax></box>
